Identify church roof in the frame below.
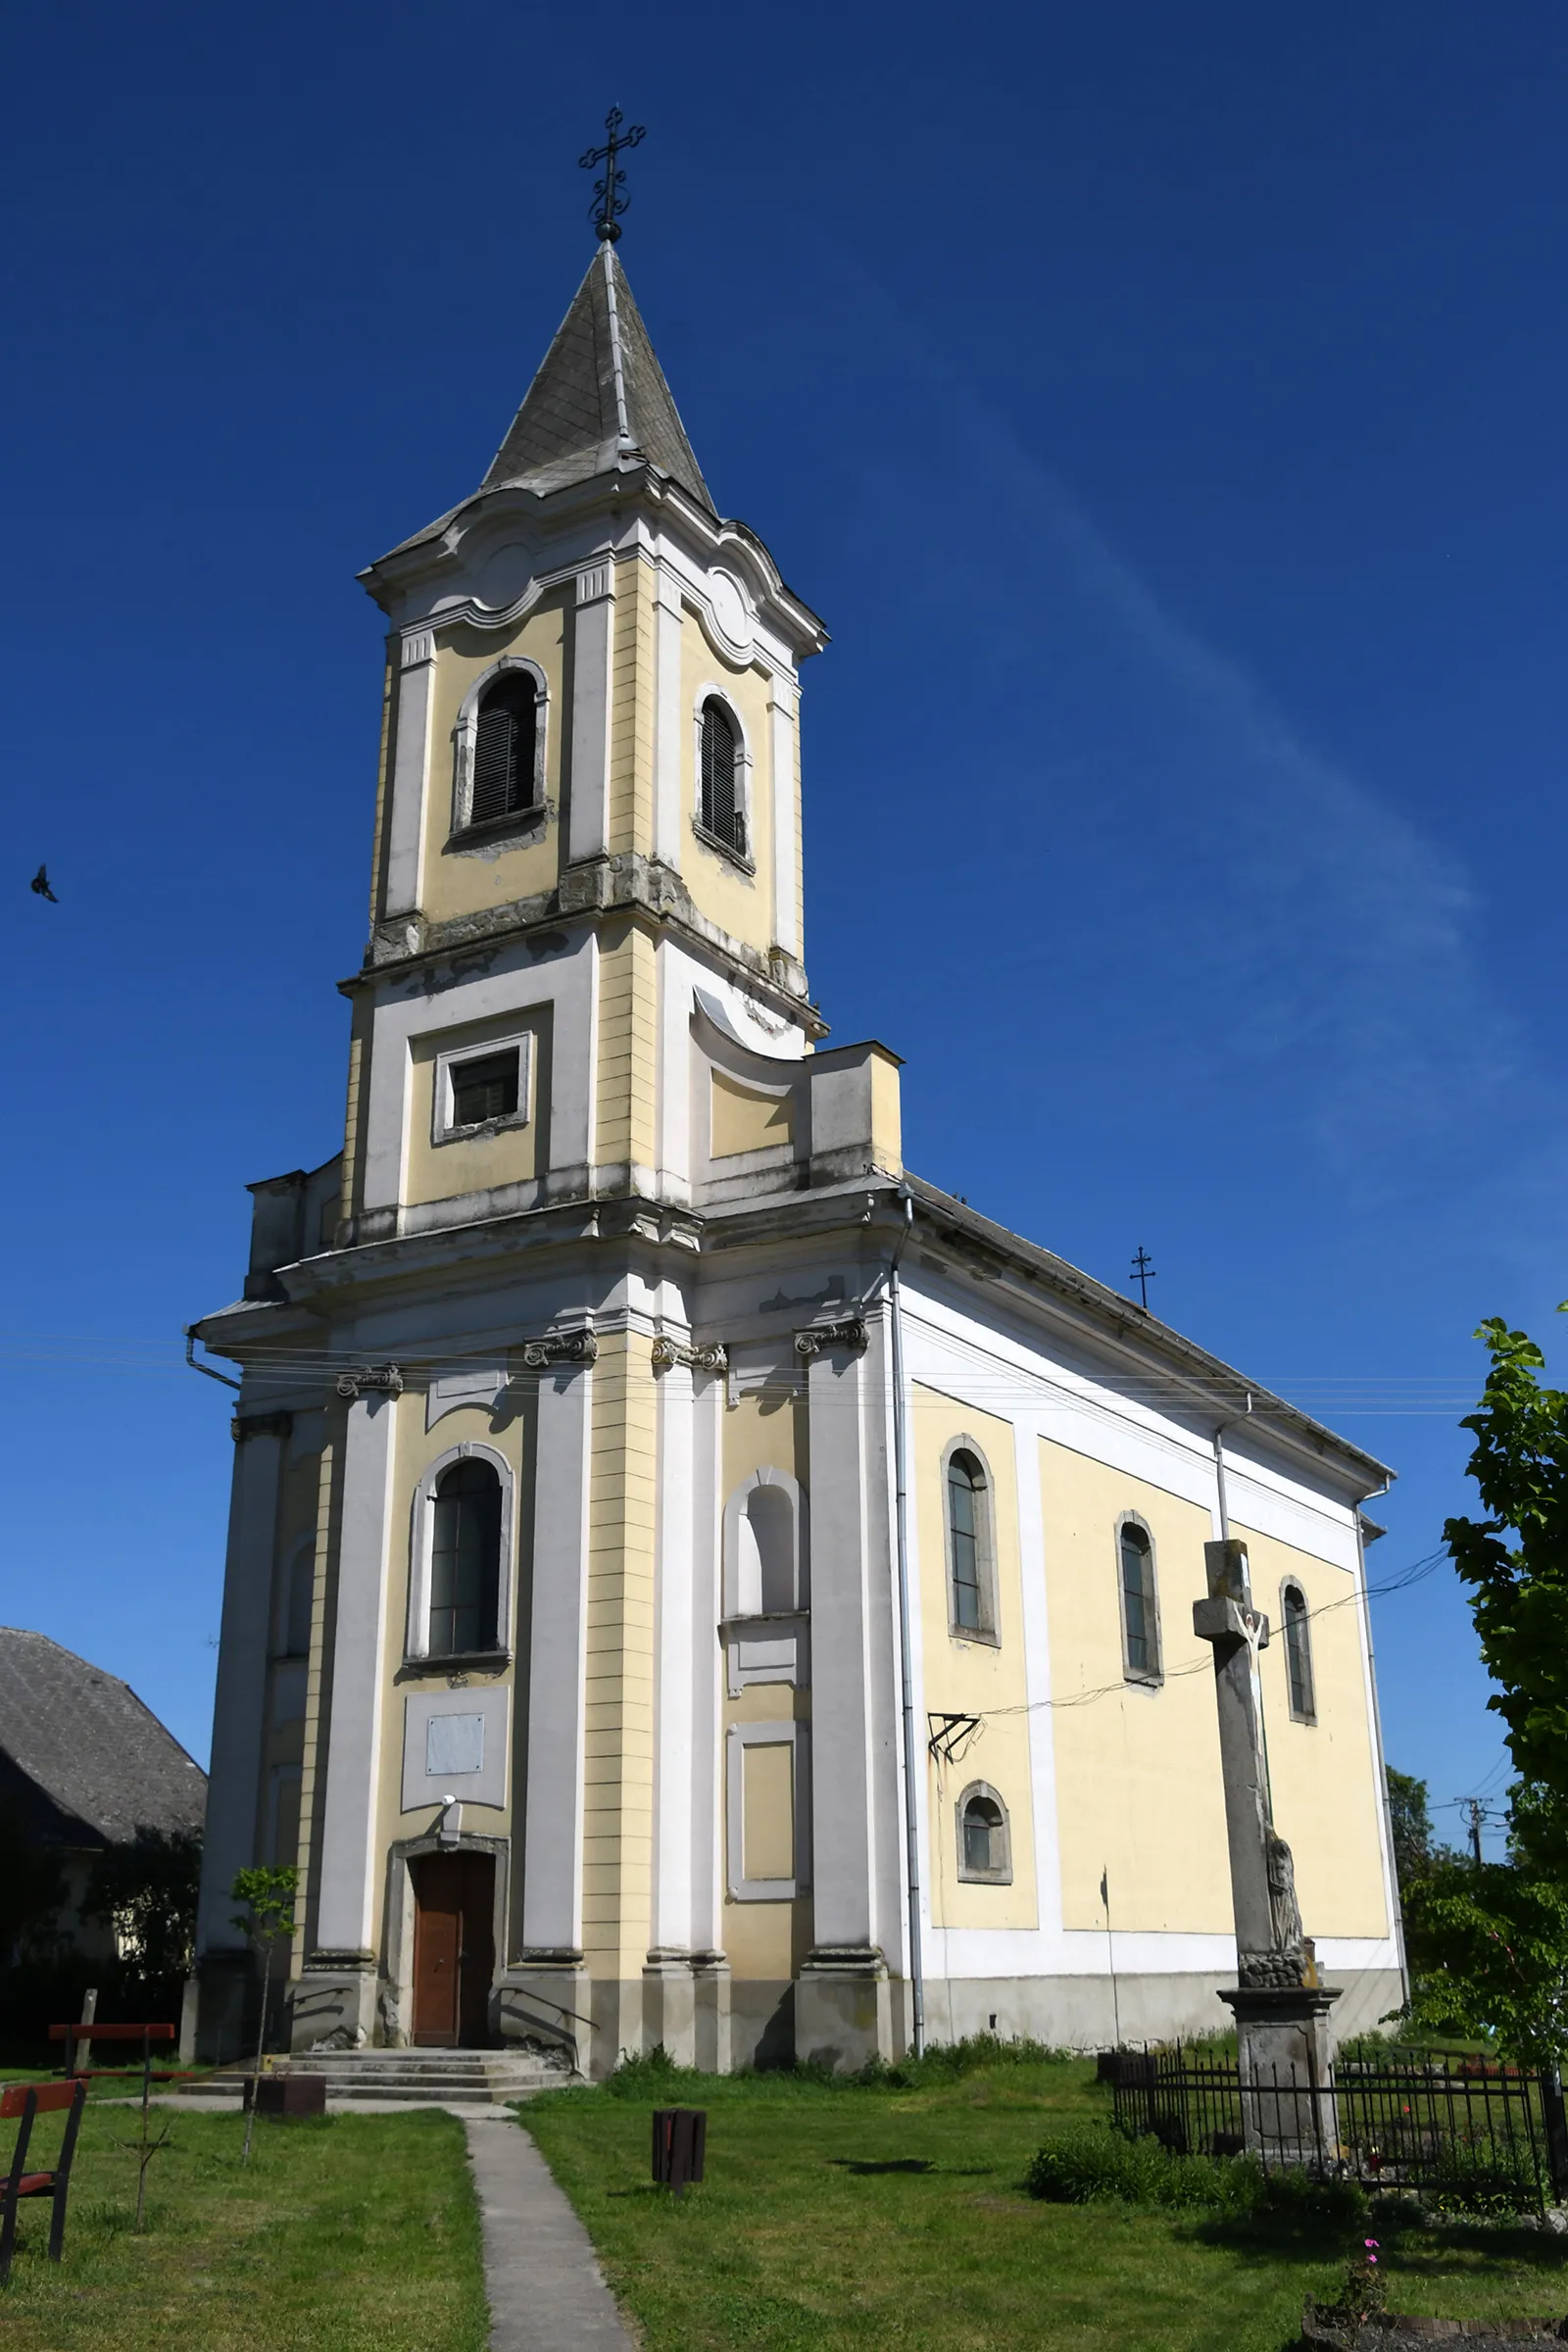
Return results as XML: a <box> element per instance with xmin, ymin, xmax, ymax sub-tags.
<box><xmin>0</xmin><ymin>1628</ymin><xmax>207</xmax><ymax>1849</ymax></box>
<box><xmin>480</xmin><ymin>244</ymin><xmax>714</xmax><ymax>514</ymax></box>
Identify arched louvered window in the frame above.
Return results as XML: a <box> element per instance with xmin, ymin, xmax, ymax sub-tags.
<box><xmin>1118</xmin><ymin>1520</ymin><xmax>1160</xmax><ymax>1681</ymax></box>
<box><xmin>947</xmin><ymin>1448</ymin><xmax>993</xmax><ymax>1636</ymax></box>
<box><xmin>699</xmin><ymin>698</ymin><xmax>745</xmax><ymax>855</ymax></box>
<box><xmin>469</xmin><ymin>673</ymin><xmax>538</xmax><ymax>827</ymax></box>
<box><xmin>1283</xmin><ymin>1583</ymin><xmax>1315</xmax><ymax>1722</ymax></box>
<box><xmin>428</xmin><ymin>1459</ymin><xmax>503</xmax><ymax>1657</ymax></box>
<box><xmin>956</xmin><ymin>1784</ymin><xmax>1012</xmax><ymax>1883</ymax></box>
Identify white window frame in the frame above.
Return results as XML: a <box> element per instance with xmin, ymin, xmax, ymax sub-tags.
<box><xmin>692</xmin><ymin>684</ymin><xmax>755</xmax><ymax>870</ymax></box>
<box><xmin>941</xmin><ymin>1436</ymin><xmax>1000</xmax><ymax>1645</ymax></box>
<box><xmin>406</xmin><ymin>1440</ymin><xmax>515</xmax><ymax>1663</ymax></box>
<box><xmin>1280</xmin><ymin>1578</ymin><xmax>1317</xmax><ymax>1725</ymax></box>
<box><xmin>1114</xmin><ymin>1510</ymin><xmax>1163</xmax><ymax>1688</ymax></box>
<box><xmin>726</xmin><ymin>1721</ymin><xmax>811</xmax><ymax>1900</ymax></box>
<box><xmin>432</xmin><ymin>1030</ymin><xmax>533</xmax><ymax>1146</ymax></box>
<box><xmin>450</xmin><ymin>655</ymin><xmax>550</xmax><ymax>837</ymax></box>
<box><xmin>955</xmin><ymin>1780</ymin><xmax>1013</xmax><ymax>1886</ymax></box>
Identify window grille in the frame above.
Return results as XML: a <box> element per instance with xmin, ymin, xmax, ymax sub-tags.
<box><xmin>948</xmin><ymin>1451</ymin><xmax>986</xmax><ymax>1632</ymax></box>
<box><xmin>700</xmin><ymin>699</ymin><xmax>745</xmax><ymax>854</ymax></box>
<box><xmin>450</xmin><ymin>1049</ymin><xmax>519</xmax><ymax>1129</ymax></box>
<box><xmin>428</xmin><ymin>1460</ymin><xmax>503</xmax><ymax>1656</ymax></box>
<box><xmin>1283</xmin><ymin>1583</ymin><xmax>1315</xmax><ymax>1720</ymax></box>
<box><xmin>1120</xmin><ymin>1522</ymin><xmax>1158</xmax><ymax>1678</ymax></box>
<box><xmin>469</xmin><ymin>675</ymin><xmax>538</xmax><ymax>826</ymax></box>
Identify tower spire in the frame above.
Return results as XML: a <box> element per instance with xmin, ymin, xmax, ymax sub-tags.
<box><xmin>579</xmin><ymin>108</ymin><xmax>645</xmax><ymax>244</ymax></box>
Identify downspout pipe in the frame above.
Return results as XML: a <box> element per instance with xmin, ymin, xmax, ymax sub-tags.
<box><xmin>887</xmin><ymin>1190</ymin><xmax>924</xmax><ymax>2057</ymax></box>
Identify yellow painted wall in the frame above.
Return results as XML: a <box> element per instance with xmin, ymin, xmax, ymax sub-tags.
<box><xmin>403</xmin><ymin>1004</ymin><xmax>550</xmax><ymax>1208</ymax></box>
<box><xmin>582</xmin><ymin>1334</ymin><xmax>658</xmax><ymax>1980</ymax></box>
<box><xmin>710</xmin><ymin>1068</ymin><xmax>795</xmax><ymax>1158</ymax></box>
<box><xmin>1041</xmin><ymin>1440</ymin><xmax>1233</xmax><ymax>1936</ymax></box>
<box><xmin>680</xmin><ymin>616</ymin><xmax>775</xmax><ymax>955</ymax></box>
<box><xmin>1239</xmin><ymin>1524</ymin><xmax>1391</xmax><ymax>1941</ymax></box>
<box><xmin>416</xmin><ymin>597</ymin><xmax>570</xmax><ymax>925</ymax></box>
<box><xmin>913</xmin><ymin>1389</ymin><xmax>1038</xmax><ymax>1931</ymax></box>
<box><xmin>720</xmin><ymin>1387</ymin><xmax>810</xmax><ymax>1978</ymax></box>
<box><xmin>594</xmin><ymin>920</ymin><xmax>658</xmax><ymax>1175</ymax></box>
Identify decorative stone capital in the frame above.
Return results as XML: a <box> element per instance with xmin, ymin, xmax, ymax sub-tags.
<box><xmin>519</xmin><ymin>1329</ymin><xmax>598</xmax><ymax>1372</ymax></box>
<box><xmin>651</xmin><ymin>1335</ymin><xmax>728</xmax><ymax>1375</ymax></box>
<box><xmin>335</xmin><ymin>1364</ymin><xmax>405</xmax><ymax>1400</ymax></box>
<box><xmin>794</xmin><ymin>1317</ymin><xmax>869</xmax><ymax>1360</ymax></box>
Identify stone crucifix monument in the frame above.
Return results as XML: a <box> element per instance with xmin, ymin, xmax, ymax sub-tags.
<box><xmin>1195</xmin><ymin>1539</ymin><xmax>1340</xmax><ymax>2154</ymax></box>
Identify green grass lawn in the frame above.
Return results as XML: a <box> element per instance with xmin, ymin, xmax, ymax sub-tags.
<box><xmin>0</xmin><ymin>2103</ymin><xmax>487</xmax><ymax>2351</ymax></box>
<box><xmin>521</xmin><ymin>2050</ymin><xmax>1568</xmax><ymax>2352</ymax></box>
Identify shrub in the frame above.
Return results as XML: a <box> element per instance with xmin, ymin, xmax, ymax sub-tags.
<box><xmin>1024</xmin><ymin>2127</ymin><xmax>1369</xmax><ymax>2224</ymax></box>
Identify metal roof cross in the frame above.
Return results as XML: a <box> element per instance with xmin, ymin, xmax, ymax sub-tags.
<box><xmin>580</xmin><ymin>108</ymin><xmax>646</xmax><ymax>243</ymax></box>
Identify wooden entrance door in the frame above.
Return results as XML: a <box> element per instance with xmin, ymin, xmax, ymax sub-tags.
<box><xmin>411</xmin><ymin>1853</ymin><xmax>495</xmax><ymax>2047</ymax></box>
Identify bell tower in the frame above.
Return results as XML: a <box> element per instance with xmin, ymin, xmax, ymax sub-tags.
<box><xmin>342</xmin><ymin>239</ymin><xmax>828</xmax><ymax>1241</ymax></box>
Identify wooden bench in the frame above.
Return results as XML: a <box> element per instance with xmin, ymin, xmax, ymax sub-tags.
<box><xmin>48</xmin><ymin>2021</ymin><xmax>186</xmax><ymax>2087</ymax></box>
<box><xmin>0</xmin><ymin>2081</ymin><xmax>87</xmax><ymax>2279</ymax></box>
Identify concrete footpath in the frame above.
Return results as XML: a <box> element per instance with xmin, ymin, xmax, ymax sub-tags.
<box><xmin>465</xmin><ymin>2110</ymin><xmax>636</xmax><ymax>2350</ymax></box>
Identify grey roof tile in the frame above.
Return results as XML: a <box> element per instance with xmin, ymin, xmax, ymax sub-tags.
<box><xmin>480</xmin><ymin>245</ymin><xmax>714</xmax><ymax>514</ymax></box>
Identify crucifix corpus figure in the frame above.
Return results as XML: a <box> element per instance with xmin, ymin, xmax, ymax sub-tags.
<box><xmin>1194</xmin><ymin>1539</ymin><xmax>1340</xmax><ymax>2146</ymax></box>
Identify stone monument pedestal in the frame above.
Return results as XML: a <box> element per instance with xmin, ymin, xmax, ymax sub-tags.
<box><xmin>1218</xmin><ymin>1982</ymin><xmax>1342</xmax><ymax>2163</ymax></box>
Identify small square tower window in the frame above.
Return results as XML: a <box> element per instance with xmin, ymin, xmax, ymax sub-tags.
<box><xmin>451</xmin><ymin>1051</ymin><xmax>518</xmax><ymax>1128</ymax></box>
<box><xmin>432</xmin><ymin>1033</ymin><xmax>532</xmax><ymax>1143</ymax></box>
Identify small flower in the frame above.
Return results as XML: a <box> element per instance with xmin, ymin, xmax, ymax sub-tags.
<box><xmin>1364</xmin><ymin>2239</ymin><xmax>1379</xmax><ymax>2250</ymax></box>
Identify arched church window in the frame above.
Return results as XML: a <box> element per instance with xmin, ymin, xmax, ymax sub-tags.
<box><xmin>1118</xmin><ymin>1519</ymin><xmax>1160</xmax><ymax>1682</ymax></box>
<box><xmin>956</xmin><ymin>1784</ymin><xmax>1011</xmax><ymax>1884</ymax></box>
<box><xmin>1283</xmin><ymin>1582</ymin><xmax>1315</xmax><ymax>1722</ymax></box>
<box><xmin>946</xmin><ymin>1447</ymin><xmax>995</xmax><ymax>1638</ymax></box>
<box><xmin>428</xmin><ymin>1458</ymin><xmax>503</xmax><ymax>1656</ymax></box>
<box><xmin>699</xmin><ymin>698</ymin><xmax>746</xmax><ymax>857</ymax></box>
<box><xmin>470</xmin><ymin>672</ymin><xmax>538</xmax><ymax>827</ymax></box>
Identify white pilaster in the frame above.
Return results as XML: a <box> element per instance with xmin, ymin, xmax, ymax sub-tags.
<box><xmin>520</xmin><ymin>1364</ymin><xmax>594</xmax><ymax>1952</ymax></box>
<box><xmin>383</xmin><ymin>630</ymin><xmax>435</xmax><ymax>918</ymax></box>
<box><xmin>653</xmin><ymin>566</ymin><xmax>684</xmax><ymax>868</ymax></box>
<box><xmin>651</xmin><ymin>1357</ymin><xmax>697</xmax><ymax>1950</ymax></box>
<box><xmin>804</xmin><ymin>1344</ymin><xmax>878</xmax><ymax>1951</ymax></box>
<box><xmin>195</xmin><ymin>1420</ymin><xmax>288</xmax><ymax>1957</ymax></box>
<box><xmin>769</xmin><ymin>679</ymin><xmax>800</xmax><ymax>959</ymax></box>
<box><xmin>314</xmin><ymin>1394</ymin><xmax>398</xmax><ymax>1955</ymax></box>
<box><xmin>567</xmin><ymin>564</ymin><xmax>616</xmax><ymax>864</ymax></box>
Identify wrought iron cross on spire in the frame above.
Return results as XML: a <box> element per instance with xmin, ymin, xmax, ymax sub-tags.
<box><xmin>580</xmin><ymin>108</ymin><xmax>646</xmax><ymax>243</ymax></box>
<box><xmin>1130</xmin><ymin>1246</ymin><xmax>1157</xmax><ymax>1310</ymax></box>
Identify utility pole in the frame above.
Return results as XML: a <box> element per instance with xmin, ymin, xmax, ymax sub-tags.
<box><xmin>1463</xmin><ymin>1797</ymin><xmax>1486</xmax><ymax>1870</ymax></box>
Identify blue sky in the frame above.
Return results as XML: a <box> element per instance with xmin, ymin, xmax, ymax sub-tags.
<box><xmin>3</xmin><ymin>2</ymin><xmax>1564</xmax><ymax>1852</ymax></box>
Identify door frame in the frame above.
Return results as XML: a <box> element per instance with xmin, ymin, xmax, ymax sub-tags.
<box><xmin>385</xmin><ymin>1834</ymin><xmax>510</xmax><ymax>2047</ymax></box>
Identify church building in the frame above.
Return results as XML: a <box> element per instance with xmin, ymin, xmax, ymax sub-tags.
<box><xmin>189</xmin><ymin>223</ymin><xmax>1402</xmax><ymax>2074</ymax></box>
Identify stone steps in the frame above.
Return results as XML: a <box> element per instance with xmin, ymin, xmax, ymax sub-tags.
<box><xmin>179</xmin><ymin>2049</ymin><xmax>576</xmax><ymax>2106</ymax></box>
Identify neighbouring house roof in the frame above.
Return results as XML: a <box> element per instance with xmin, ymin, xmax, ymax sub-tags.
<box><xmin>0</xmin><ymin>1629</ymin><xmax>207</xmax><ymax>1849</ymax></box>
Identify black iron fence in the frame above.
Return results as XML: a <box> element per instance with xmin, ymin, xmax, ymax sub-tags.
<box><xmin>1109</xmin><ymin>2045</ymin><xmax>1568</xmax><ymax>2214</ymax></box>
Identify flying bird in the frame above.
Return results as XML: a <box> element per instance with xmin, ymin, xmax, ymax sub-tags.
<box><xmin>29</xmin><ymin>865</ymin><xmax>57</xmax><ymax>903</ymax></box>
